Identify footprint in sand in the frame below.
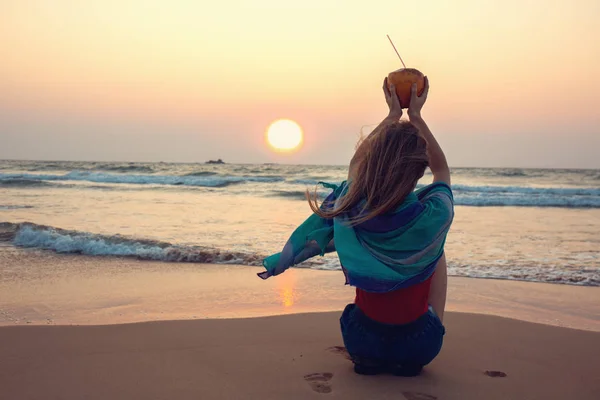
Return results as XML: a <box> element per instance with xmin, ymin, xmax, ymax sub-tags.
<box><xmin>485</xmin><ymin>370</ymin><xmax>507</xmax><ymax>378</ymax></box>
<box><xmin>326</xmin><ymin>346</ymin><xmax>352</xmax><ymax>360</ymax></box>
<box><xmin>304</xmin><ymin>372</ymin><xmax>334</xmax><ymax>394</ymax></box>
<box><xmin>402</xmin><ymin>392</ymin><xmax>438</xmax><ymax>400</ymax></box>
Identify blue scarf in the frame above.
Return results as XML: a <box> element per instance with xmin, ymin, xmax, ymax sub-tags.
<box><xmin>259</xmin><ymin>181</ymin><xmax>454</xmax><ymax>293</ymax></box>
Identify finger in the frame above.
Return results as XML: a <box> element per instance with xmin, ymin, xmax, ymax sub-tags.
<box><xmin>421</xmin><ymin>76</ymin><xmax>429</xmax><ymax>98</ymax></box>
<box><xmin>388</xmin><ymin>83</ymin><xmax>398</xmax><ymax>102</ymax></box>
<box><xmin>389</xmin><ymin>85</ymin><xmax>402</xmax><ymax>108</ymax></box>
<box><xmin>383</xmin><ymin>77</ymin><xmax>391</xmax><ymax>97</ymax></box>
<box><xmin>390</xmin><ymin>85</ymin><xmax>400</xmax><ymax>103</ymax></box>
<box><xmin>410</xmin><ymin>83</ymin><xmax>418</xmax><ymax>100</ymax></box>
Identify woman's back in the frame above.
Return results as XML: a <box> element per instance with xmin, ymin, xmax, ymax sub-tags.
<box><xmin>355</xmin><ymin>277</ymin><xmax>433</xmax><ymax>325</ymax></box>
<box><xmin>260</xmin><ymin>76</ymin><xmax>452</xmax><ymax>376</ymax></box>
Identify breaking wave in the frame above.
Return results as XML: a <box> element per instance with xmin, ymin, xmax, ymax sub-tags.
<box><xmin>183</xmin><ymin>171</ymin><xmax>218</xmax><ymax>177</ymax></box>
<box><xmin>0</xmin><ymin>178</ymin><xmax>53</xmax><ymax>187</ymax></box>
<box><xmin>0</xmin><ymin>205</ymin><xmax>34</xmax><ymax>210</ymax></box>
<box><xmin>271</xmin><ymin>184</ymin><xmax>600</xmax><ymax>208</ymax></box>
<box><xmin>0</xmin><ymin>222</ymin><xmax>264</xmax><ymax>265</ymax></box>
<box><xmin>96</xmin><ymin>164</ymin><xmax>155</xmax><ymax>173</ymax></box>
<box><xmin>0</xmin><ymin>221</ymin><xmax>597</xmax><ymax>287</ymax></box>
<box><xmin>0</xmin><ymin>171</ymin><xmax>284</xmax><ymax>188</ymax></box>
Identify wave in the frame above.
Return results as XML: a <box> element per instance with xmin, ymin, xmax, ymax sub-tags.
<box><xmin>290</xmin><ymin>179</ymin><xmax>319</xmax><ymax>186</ymax></box>
<box><xmin>0</xmin><ymin>205</ymin><xmax>34</xmax><ymax>210</ymax></box>
<box><xmin>1</xmin><ymin>222</ymin><xmax>596</xmax><ymax>287</ymax></box>
<box><xmin>1</xmin><ymin>222</ymin><xmax>264</xmax><ymax>265</ymax></box>
<box><xmin>272</xmin><ymin>184</ymin><xmax>600</xmax><ymax>208</ymax></box>
<box><xmin>183</xmin><ymin>171</ymin><xmax>218</xmax><ymax>177</ymax></box>
<box><xmin>496</xmin><ymin>169</ymin><xmax>527</xmax><ymax>177</ymax></box>
<box><xmin>451</xmin><ymin>185</ymin><xmax>600</xmax><ymax>208</ymax></box>
<box><xmin>2</xmin><ymin>161</ymin><xmax>157</xmax><ymax>174</ymax></box>
<box><xmin>234</xmin><ymin>167</ymin><xmax>260</xmax><ymax>173</ymax></box>
<box><xmin>2</xmin><ymin>170</ymin><xmax>600</xmax><ymax>208</ymax></box>
<box><xmin>287</xmin><ymin>181</ymin><xmax>600</xmax><ymax>197</ymax></box>
<box><xmin>0</xmin><ymin>178</ymin><xmax>53</xmax><ymax>187</ymax></box>
<box><xmin>451</xmin><ymin>184</ymin><xmax>600</xmax><ymax>197</ymax></box>
<box><xmin>269</xmin><ymin>190</ymin><xmax>329</xmax><ymax>200</ymax></box>
<box><xmin>289</xmin><ymin>178</ymin><xmax>342</xmax><ymax>186</ymax></box>
<box><xmin>0</xmin><ymin>171</ymin><xmax>285</xmax><ymax>188</ymax></box>
<box><xmin>19</xmin><ymin>162</ymin><xmax>77</xmax><ymax>172</ymax></box>
<box><xmin>448</xmin><ymin>264</ymin><xmax>599</xmax><ymax>287</ymax></box>
<box><xmin>455</xmin><ymin>195</ymin><xmax>600</xmax><ymax>208</ymax></box>
<box><xmin>306</xmin><ymin>259</ymin><xmax>599</xmax><ymax>287</ymax></box>
<box><xmin>96</xmin><ymin>164</ymin><xmax>155</xmax><ymax>173</ymax></box>
<box><xmin>451</xmin><ymin>168</ymin><xmax>540</xmax><ymax>177</ymax></box>
<box><xmin>269</xmin><ymin>190</ymin><xmax>307</xmax><ymax>199</ymax></box>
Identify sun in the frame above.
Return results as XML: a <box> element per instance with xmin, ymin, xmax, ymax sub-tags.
<box><xmin>266</xmin><ymin>119</ymin><xmax>303</xmax><ymax>152</ymax></box>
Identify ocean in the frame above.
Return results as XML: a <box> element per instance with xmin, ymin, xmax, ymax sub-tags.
<box><xmin>1</xmin><ymin>160</ymin><xmax>599</xmax><ymax>286</ymax></box>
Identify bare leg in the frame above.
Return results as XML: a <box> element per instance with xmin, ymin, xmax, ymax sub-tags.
<box><xmin>428</xmin><ymin>253</ymin><xmax>448</xmax><ymax>323</ymax></box>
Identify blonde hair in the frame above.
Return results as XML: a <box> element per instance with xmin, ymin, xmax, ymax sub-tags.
<box><xmin>307</xmin><ymin>121</ymin><xmax>428</xmax><ymax>225</ymax></box>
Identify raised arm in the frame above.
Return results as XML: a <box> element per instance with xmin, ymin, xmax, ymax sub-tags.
<box><xmin>408</xmin><ymin>77</ymin><xmax>451</xmax><ymax>186</ymax></box>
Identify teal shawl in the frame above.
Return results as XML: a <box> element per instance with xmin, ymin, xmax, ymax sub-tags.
<box><xmin>258</xmin><ymin>181</ymin><xmax>454</xmax><ymax>292</ymax></box>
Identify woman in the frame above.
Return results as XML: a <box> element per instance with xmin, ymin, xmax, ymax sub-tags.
<box><xmin>259</xmin><ymin>76</ymin><xmax>453</xmax><ymax>376</ymax></box>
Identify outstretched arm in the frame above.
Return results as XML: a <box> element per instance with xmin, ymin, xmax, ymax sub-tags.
<box><xmin>408</xmin><ymin>77</ymin><xmax>451</xmax><ymax>186</ymax></box>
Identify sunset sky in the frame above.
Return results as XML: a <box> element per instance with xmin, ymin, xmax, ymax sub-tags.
<box><xmin>1</xmin><ymin>0</ymin><xmax>599</xmax><ymax>168</ymax></box>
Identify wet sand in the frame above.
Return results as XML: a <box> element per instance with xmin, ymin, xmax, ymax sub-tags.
<box><xmin>1</xmin><ymin>247</ymin><xmax>599</xmax><ymax>330</ymax></box>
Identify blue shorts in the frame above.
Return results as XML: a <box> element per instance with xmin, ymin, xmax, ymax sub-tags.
<box><xmin>340</xmin><ymin>303</ymin><xmax>445</xmax><ymax>375</ymax></box>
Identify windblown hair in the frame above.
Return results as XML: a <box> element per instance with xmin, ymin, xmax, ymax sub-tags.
<box><xmin>307</xmin><ymin>121</ymin><xmax>428</xmax><ymax>225</ymax></box>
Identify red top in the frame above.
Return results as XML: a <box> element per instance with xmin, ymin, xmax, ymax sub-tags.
<box><xmin>354</xmin><ymin>274</ymin><xmax>433</xmax><ymax>325</ymax></box>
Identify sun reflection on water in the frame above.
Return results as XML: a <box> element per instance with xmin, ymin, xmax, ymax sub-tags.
<box><xmin>276</xmin><ymin>273</ymin><xmax>298</xmax><ymax>309</ymax></box>
<box><xmin>280</xmin><ymin>286</ymin><xmax>295</xmax><ymax>307</ymax></box>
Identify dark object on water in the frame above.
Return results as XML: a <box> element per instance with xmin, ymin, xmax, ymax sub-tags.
<box><xmin>484</xmin><ymin>370</ymin><xmax>507</xmax><ymax>378</ymax></box>
<box><xmin>205</xmin><ymin>159</ymin><xmax>225</xmax><ymax>164</ymax></box>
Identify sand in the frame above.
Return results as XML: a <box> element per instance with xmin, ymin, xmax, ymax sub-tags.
<box><xmin>1</xmin><ymin>312</ymin><xmax>599</xmax><ymax>399</ymax></box>
<box><xmin>1</xmin><ymin>248</ymin><xmax>600</xmax><ymax>399</ymax></box>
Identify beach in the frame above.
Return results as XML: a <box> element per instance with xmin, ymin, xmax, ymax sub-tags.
<box><xmin>1</xmin><ymin>248</ymin><xmax>599</xmax><ymax>399</ymax></box>
<box><xmin>2</xmin><ymin>161</ymin><xmax>600</xmax><ymax>399</ymax></box>
<box><xmin>3</xmin><ymin>0</ymin><xmax>600</xmax><ymax>397</ymax></box>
